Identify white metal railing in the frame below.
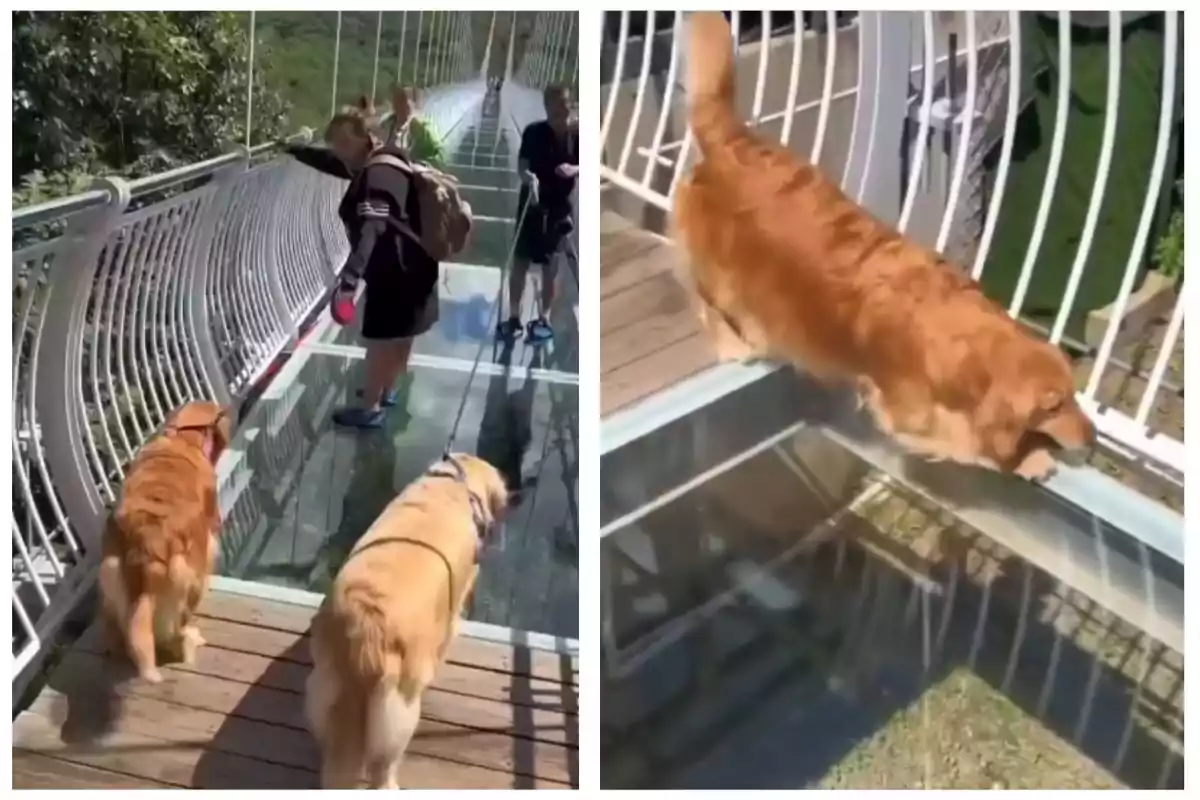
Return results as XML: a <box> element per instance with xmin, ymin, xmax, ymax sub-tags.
<box><xmin>600</xmin><ymin>9</ymin><xmax>1184</xmax><ymax>484</ymax></box>
<box><xmin>11</xmin><ymin>10</ymin><xmax>569</xmax><ymax>701</ymax></box>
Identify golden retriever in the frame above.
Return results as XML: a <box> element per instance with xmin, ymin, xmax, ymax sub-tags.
<box><xmin>673</xmin><ymin>12</ymin><xmax>1094</xmax><ymax>480</ymax></box>
<box><xmin>305</xmin><ymin>452</ymin><xmax>509</xmax><ymax>789</ymax></box>
<box><xmin>97</xmin><ymin>400</ymin><xmax>232</xmax><ymax>683</ymax></box>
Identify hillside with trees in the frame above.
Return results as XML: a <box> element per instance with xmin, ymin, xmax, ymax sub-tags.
<box><xmin>12</xmin><ymin>11</ymin><xmax>569</xmax><ymax>212</ymax></box>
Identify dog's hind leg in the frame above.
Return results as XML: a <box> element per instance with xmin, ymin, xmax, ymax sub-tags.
<box><xmin>96</xmin><ymin>555</ymin><xmax>128</xmax><ymax>659</ymax></box>
<box><xmin>177</xmin><ymin>541</ymin><xmax>215</xmax><ymax>665</ymax></box>
<box><xmin>365</xmin><ymin>689</ymin><xmax>421</xmax><ymax>790</ymax></box>
<box><xmin>127</xmin><ymin>592</ymin><xmax>162</xmax><ymax>683</ymax></box>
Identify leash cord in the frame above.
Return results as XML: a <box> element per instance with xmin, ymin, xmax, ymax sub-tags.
<box><xmin>441</xmin><ymin>184</ymin><xmax>535</xmax><ymax>460</ymax></box>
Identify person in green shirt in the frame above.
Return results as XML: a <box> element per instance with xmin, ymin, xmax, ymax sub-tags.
<box><xmin>384</xmin><ymin>85</ymin><xmax>445</xmax><ymax>168</ymax></box>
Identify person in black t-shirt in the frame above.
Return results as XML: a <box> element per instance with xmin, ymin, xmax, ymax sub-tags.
<box><xmin>498</xmin><ymin>85</ymin><xmax>578</xmax><ymax>343</ymax></box>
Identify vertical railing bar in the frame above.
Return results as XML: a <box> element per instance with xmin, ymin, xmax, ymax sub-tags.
<box><xmin>969</xmin><ymin>10</ymin><xmax>1022</xmax><ymax>280</ymax></box>
<box><xmin>1008</xmin><ymin>11</ymin><xmax>1072</xmax><ymax>317</ymax></box>
<box><xmin>934</xmin><ymin>11</ymin><xmax>977</xmax><ymax>254</ymax></box>
<box><xmin>1048</xmin><ymin>12</ymin><xmax>1123</xmax><ymax>345</ymax></box>
<box><xmin>1085</xmin><ymin>11</ymin><xmax>1179</xmax><ymax>400</ymax></box>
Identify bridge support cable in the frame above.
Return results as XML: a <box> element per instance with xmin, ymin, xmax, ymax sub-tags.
<box><xmin>330</xmin><ymin>10</ymin><xmax>342</xmax><ymax>118</ymax></box>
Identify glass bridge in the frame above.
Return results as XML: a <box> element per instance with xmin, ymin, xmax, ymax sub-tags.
<box><xmin>215</xmin><ymin>102</ymin><xmax>579</xmax><ymax>641</ymax></box>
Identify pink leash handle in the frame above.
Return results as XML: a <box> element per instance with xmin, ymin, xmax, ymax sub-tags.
<box><xmin>330</xmin><ymin>286</ymin><xmax>357</xmax><ymax>326</ymax></box>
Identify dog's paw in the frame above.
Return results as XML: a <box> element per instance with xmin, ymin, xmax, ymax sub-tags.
<box><xmin>140</xmin><ymin>667</ymin><xmax>164</xmax><ymax>684</ymax></box>
<box><xmin>1013</xmin><ymin>448</ymin><xmax>1058</xmax><ymax>482</ymax></box>
<box><xmin>179</xmin><ymin>626</ymin><xmax>206</xmax><ymax>664</ymax></box>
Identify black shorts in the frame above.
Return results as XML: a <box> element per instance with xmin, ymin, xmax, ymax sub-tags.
<box><xmin>514</xmin><ymin>187</ymin><xmax>574</xmax><ymax>266</ymax></box>
<box><xmin>360</xmin><ymin>279</ymin><xmax>439</xmax><ymax>341</ymax></box>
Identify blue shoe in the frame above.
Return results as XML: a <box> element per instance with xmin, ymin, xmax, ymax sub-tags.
<box><xmin>332</xmin><ymin>407</ymin><xmax>386</xmax><ymax>429</ymax></box>
<box><xmin>526</xmin><ymin>317</ymin><xmax>554</xmax><ymax>343</ymax></box>
<box><xmin>496</xmin><ymin>316</ymin><xmax>522</xmax><ymax>341</ymax></box>
<box><xmin>355</xmin><ymin>388</ymin><xmax>400</xmax><ymax>407</ymax></box>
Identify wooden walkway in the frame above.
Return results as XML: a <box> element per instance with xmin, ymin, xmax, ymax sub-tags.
<box><xmin>601</xmin><ymin>211</ymin><xmax>718</xmax><ymax>418</ymax></box>
<box><xmin>12</xmin><ymin>589</ymin><xmax>578</xmax><ymax>789</ymax></box>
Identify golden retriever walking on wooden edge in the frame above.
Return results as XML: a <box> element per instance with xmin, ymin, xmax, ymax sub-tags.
<box><xmin>97</xmin><ymin>400</ymin><xmax>232</xmax><ymax>683</ymax></box>
<box><xmin>674</xmin><ymin>12</ymin><xmax>1095</xmax><ymax>480</ymax></box>
<box><xmin>305</xmin><ymin>452</ymin><xmax>510</xmax><ymax>789</ymax></box>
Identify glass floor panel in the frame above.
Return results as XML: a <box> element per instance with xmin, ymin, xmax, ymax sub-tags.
<box><xmin>318</xmin><ymin>262</ymin><xmax>579</xmax><ymax>376</ymax></box>
<box><xmin>217</xmin><ymin>347</ymin><xmax>578</xmax><ymax>640</ymax></box>
<box><xmin>601</xmin><ymin>444</ymin><xmax>1182</xmax><ymax>789</ymax></box>
<box><xmin>318</xmin><ymin>109</ymin><xmax>579</xmax><ymax>376</ymax></box>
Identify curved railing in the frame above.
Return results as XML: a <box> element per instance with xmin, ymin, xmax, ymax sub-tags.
<box><xmin>601</xmin><ymin>10</ymin><xmax>1183</xmax><ymax>483</ymax></box>
<box><xmin>11</xmin><ymin>10</ymin><xmax>569</xmax><ymax>698</ymax></box>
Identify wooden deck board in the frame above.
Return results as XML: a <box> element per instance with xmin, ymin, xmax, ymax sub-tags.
<box><xmin>12</xmin><ymin>589</ymin><xmax>578</xmax><ymax>790</ymax></box>
<box><xmin>601</xmin><ymin>211</ymin><xmax>719</xmax><ymax>418</ymax></box>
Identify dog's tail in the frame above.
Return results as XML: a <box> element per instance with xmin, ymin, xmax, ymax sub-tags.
<box><xmin>100</xmin><ymin>513</ymin><xmax>198</xmax><ymax>681</ymax></box>
<box><xmin>314</xmin><ymin>596</ymin><xmax>433</xmax><ymax>786</ymax></box>
<box><xmin>686</xmin><ymin>12</ymin><xmax>742</xmax><ymax>156</ymax></box>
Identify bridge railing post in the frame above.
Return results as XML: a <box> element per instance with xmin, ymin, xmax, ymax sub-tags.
<box><xmin>34</xmin><ymin>177</ymin><xmax>132</xmax><ymax>549</ymax></box>
<box><xmin>842</xmin><ymin>11</ymin><xmax>915</xmax><ymax>228</ymax></box>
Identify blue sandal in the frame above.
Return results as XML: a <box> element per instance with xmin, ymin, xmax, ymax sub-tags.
<box><xmin>526</xmin><ymin>317</ymin><xmax>554</xmax><ymax>343</ymax></box>
<box><xmin>332</xmin><ymin>406</ymin><xmax>387</xmax><ymax>430</ymax></box>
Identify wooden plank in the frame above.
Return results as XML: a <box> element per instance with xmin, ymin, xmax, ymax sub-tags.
<box><xmin>25</xmin><ymin>686</ymin><xmax>570</xmax><ymax>789</ymax></box>
<box><xmin>602</xmin><ymin>333</ymin><xmax>718</xmax><ymax>417</ymax></box>
<box><xmin>14</xmin><ymin>709</ymin><xmax>315</xmax><ymax>790</ymax></box>
<box><xmin>15</xmin><ymin>705</ymin><xmax>556</xmax><ymax>790</ymax></box>
<box><xmin>15</xmin><ymin>647</ymin><xmax>573</xmax><ymax>789</ymax></box>
<box><xmin>12</xmin><ymin>587</ymin><xmax>579</xmax><ymax>790</ymax></box>
<box><xmin>12</xmin><ymin>750</ymin><xmax>172</xmax><ymax>789</ymax></box>
<box><xmin>75</xmin><ymin>618</ymin><xmax>577</xmax><ymax>715</ymax></box>
<box><xmin>599</xmin><ymin>213</ymin><xmax>721</xmax><ymax>418</ymax></box>
<box><xmin>198</xmin><ymin>591</ymin><xmax>578</xmax><ymax>684</ymax></box>
<box><xmin>599</xmin><ymin>219</ymin><xmax>677</xmax><ymax>298</ymax></box>
<box><xmin>601</xmin><ymin>272</ymin><xmax>693</xmax><ymax>336</ymax></box>
<box><xmin>601</xmin><ymin>306</ymin><xmax>703</xmax><ymax>374</ymax></box>
<box><xmin>53</xmin><ymin>643</ymin><xmax>574</xmax><ymax>755</ymax></box>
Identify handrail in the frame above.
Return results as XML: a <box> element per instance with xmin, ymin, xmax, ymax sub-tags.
<box><xmin>13</xmin><ymin>190</ymin><xmax>112</xmax><ymax>229</ymax></box>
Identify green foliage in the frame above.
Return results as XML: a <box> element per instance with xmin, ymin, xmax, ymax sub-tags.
<box><xmin>1153</xmin><ymin>207</ymin><xmax>1183</xmax><ymax>279</ymax></box>
<box><xmin>254</xmin><ymin>12</ymin><xmax>551</xmax><ymax>133</ymax></box>
<box><xmin>13</xmin><ymin>11</ymin><xmax>289</xmax><ymax>207</ymax></box>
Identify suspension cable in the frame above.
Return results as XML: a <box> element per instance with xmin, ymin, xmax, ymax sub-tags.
<box><xmin>245</xmin><ymin>11</ymin><xmax>256</xmax><ymax>150</ymax></box>
<box><xmin>423</xmin><ymin>12</ymin><xmax>436</xmax><ymax>87</ymax></box>
<box><xmin>371</xmin><ymin>11</ymin><xmax>383</xmax><ymax>102</ymax></box>
<box><xmin>330</xmin><ymin>11</ymin><xmax>342</xmax><ymax>117</ymax></box>
<box><xmin>397</xmin><ymin>11</ymin><xmax>408</xmax><ymax>84</ymax></box>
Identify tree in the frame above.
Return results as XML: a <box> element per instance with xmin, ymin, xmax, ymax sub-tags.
<box><xmin>12</xmin><ymin>11</ymin><xmax>289</xmax><ymax>208</ymax></box>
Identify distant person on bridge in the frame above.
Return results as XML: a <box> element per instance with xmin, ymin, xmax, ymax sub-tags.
<box><xmin>497</xmin><ymin>84</ymin><xmax>578</xmax><ymax>344</ymax></box>
<box><xmin>384</xmin><ymin>85</ymin><xmax>445</xmax><ymax>169</ymax></box>
<box><xmin>285</xmin><ymin>106</ymin><xmax>441</xmax><ymax>430</ymax></box>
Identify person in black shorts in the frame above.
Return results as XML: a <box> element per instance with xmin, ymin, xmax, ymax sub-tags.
<box><xmin>497</xmin><ymin>85</ymin><xmax>578</xmax><ymax>343</ymax></box>
<box><xmin>286</xmin><ymin>108</ymin><xmax>439</xmax><ymax>430</ymax></box>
